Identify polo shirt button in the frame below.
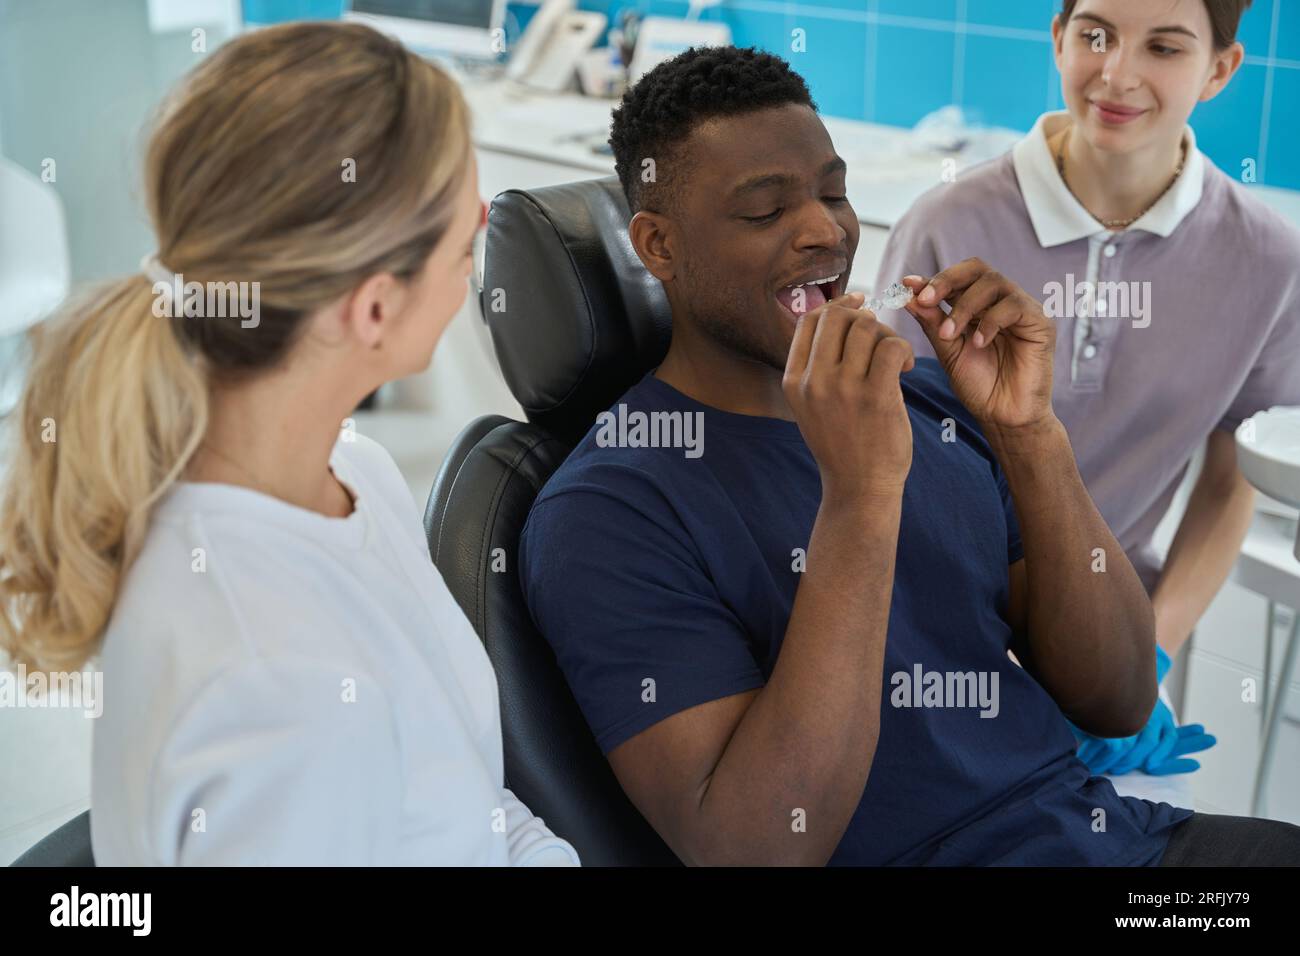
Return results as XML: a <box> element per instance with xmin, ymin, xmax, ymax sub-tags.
<box><xmin>1104</xmin><ymin>244</ymin><xmax>1117</xmax><ymax>257</ymax></box>
<box><xmin>1083</xmin><ymin>343</ymin><xmax>1098</xmax><ymax>359</ymax></box>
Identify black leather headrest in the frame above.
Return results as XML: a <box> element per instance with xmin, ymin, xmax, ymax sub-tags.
<box><xmin>482</xmin><ymin>177</ymin><xmax>672</xmax><ymax>447</ymax></box>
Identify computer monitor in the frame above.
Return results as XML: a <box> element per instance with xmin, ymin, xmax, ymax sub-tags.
<box><xmin>345</xmin><ymin>0</ymin><xmax>506</xmax><ymax>59</ymax></box>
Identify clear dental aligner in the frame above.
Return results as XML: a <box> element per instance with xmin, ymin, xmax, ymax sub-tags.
<box><xmin>867</xmin><ymin>281</ymin><xmax>914</xmax><ymax>313</ymax></box>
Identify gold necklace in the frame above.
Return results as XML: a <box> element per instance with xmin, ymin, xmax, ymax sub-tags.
<box><xmin>1056</xmin><ymin>126</ymin><xmax>1186</xmax><ymax>230</ymax></box>
<box><xmin>196</xmin><ymin>440</ymin><xmax>271</xmax><ymax>493</ymax></box>
<box><xmin>197</xmin><ymin>440</ymin><xmax>355</xmax><ymax>515</ymax></box>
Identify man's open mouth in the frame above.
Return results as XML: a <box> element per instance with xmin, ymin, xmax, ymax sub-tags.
<box><xmin>775</xmin><ymin>272</ymin><xmax>844</xmax><ymax>318</ymax></box>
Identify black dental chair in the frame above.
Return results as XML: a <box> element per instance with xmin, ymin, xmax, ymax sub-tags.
<box><xmin>11</xmin><ymin>810</ymin><xmax>93</xmax><ymax>866</ymax></box>
<box><xmin>423</xmin><ymin>176</ymin><xmax>681</xmax><ymax>866</ymax></box>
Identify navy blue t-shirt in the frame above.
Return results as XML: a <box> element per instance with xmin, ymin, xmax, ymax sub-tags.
<box><xmin>519</xmin><ymin>358</ymin><xmax>1192</xmax><ymax>865</ymax></box>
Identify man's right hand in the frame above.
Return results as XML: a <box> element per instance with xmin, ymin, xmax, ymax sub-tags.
<box><xmin>782</xmin><ymin>292</ymin><xmax>915</xmax><ymax>505</ymax></box>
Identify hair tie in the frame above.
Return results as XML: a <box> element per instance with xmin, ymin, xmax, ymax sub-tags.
<box><xmin>140</xmin><ymin>253</ymin><xmax>177</xmax><ymax>287</ymax></box>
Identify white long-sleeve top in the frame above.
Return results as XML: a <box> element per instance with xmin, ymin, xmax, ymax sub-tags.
<box><xmin>91</xmin><ymin>432</ymin><xmax>578</xmax><ymax>867</ymax></box>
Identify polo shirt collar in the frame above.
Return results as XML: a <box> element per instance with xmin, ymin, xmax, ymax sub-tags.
<box><xmin>1012</xmin><ymin>111</ymin><xmax>1205</xmax><ymax>248</ymax></box>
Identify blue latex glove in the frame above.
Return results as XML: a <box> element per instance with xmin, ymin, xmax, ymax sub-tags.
<box><xmin>1144</xmin><ymin>646</ymin><xmax>1216</xmax><ymax>773</ymax></box>
<box><xmin>1145</xmin><ymin>718</ymin><xmax>1217</xmax><ymax>775</ymax></box>
<box><xmin>1155</xmin><ymin>645</ymin><xmax>1173</xmax><ymax>684</ymax></box>
<box><xmin>1071</xmin><ymin>729</ymin><xmax>1128</xmax><ymax>774</ymax></box>
<box><xmin>1069</xmin><ymin>646</ymin><xmax>1216</xmax><ymax>776</ymax></box>
<box><xmin>1070</xmin><ymin>719</ymin><xmax>1158</xmax><ymax>775</ymax></box>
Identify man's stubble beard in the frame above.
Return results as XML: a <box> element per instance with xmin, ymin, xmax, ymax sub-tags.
<box><xmin>677</xmin><ymin>263</ymin><xmax>788</xmax><ymax>374</ymax></box>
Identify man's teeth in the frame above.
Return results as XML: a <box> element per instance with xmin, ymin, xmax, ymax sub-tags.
<box><xmin>784</xmin><ymin>273</ymin><xmax>840</xmax><ymax>288</ymax></box>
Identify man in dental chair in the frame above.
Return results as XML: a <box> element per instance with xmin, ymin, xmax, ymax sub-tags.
<box><xmin>518</xmin><ymin>45</ymin><xmax>1300</xmax><ymax>865</ymax></box>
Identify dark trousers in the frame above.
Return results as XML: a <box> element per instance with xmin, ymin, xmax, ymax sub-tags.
<box><xmin>1159</xmin><ymin>812</ymin><xmax>1300</xmax><ymax>865</ymax></box>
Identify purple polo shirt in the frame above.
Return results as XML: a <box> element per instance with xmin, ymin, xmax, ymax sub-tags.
<box><xmin>877</xmin><ymin>112</ymin><xmax>1300</xmax><ymax>592</ymax></box>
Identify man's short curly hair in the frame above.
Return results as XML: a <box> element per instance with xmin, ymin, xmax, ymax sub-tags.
<box><xmin>609</xmin><ymin>46</ymin><xmax>817</xmax><ymax>216</ymax></box>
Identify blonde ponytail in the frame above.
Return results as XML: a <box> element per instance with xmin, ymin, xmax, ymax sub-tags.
<box><xmin>0</xmin><ymin>21</ymin><xmax>470</xmax><ymax>673</ymax></box>
<box><xmin>0</xmin><ymin>277</ymin><xmax>208</xmax><ymax>671</ymax></box>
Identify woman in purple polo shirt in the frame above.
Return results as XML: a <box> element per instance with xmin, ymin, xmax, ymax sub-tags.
<box><xmin>878</xmin><ymin>0</ymin><xmax>1300</xmax><ymax>778</ymax></box>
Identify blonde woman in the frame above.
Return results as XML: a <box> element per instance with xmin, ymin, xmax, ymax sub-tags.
<box><xmin>0</xmin><ymin>22</ymin><xmax>578</xmax><ymax>866</ymax></box>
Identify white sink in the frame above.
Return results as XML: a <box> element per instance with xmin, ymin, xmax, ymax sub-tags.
<box><xmin>1237</xmin><ymin>407</ymin><xmax>1300</xmax><ymax>560</ymax></box>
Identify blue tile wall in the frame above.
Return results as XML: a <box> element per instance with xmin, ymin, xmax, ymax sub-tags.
<box><xmin>575</xmin><ymin>0</ymin><xmax>1300</xmax><ymax>190</ymax></box>
<box><xmin>243</xmin><ymin>0</ymin><xmax>346</xmax><ymax>21</ymax></box>
<box><xmin>244</xmin><ymin>1</ymin><xmax>1298</xmax><ymax>190</ymax></box>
